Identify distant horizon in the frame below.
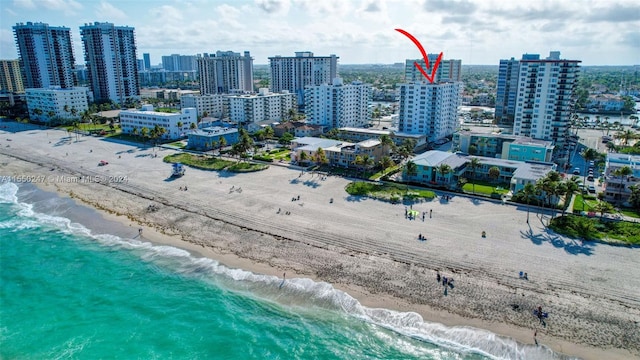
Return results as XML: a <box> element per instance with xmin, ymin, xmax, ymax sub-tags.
<box><xmin>1</xmin><ymin>0</ymin><xmax>638</xmax><ymax>66</ymax></box>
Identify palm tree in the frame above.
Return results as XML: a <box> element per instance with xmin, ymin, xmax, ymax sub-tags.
<box><xmin>613</xmin><ymin>166</ymin><xmax>633</xmax><ymax>205</ymax></box>
<box><xmin>378</xmin><ymin>156</ymin><xmax>394</xmax><ymax>172</ymax></box>
<box><xmin>313</xmin><ymin>147</ymin><xmax>328</xmax><ymax>166</ymax></box>
<box><xmin>379</xmin><ymin>134</ymin><xmax>393</xmax><ymax>156</ymax></box>
<box><xmin>140</xmin><ymin>127</ymin><xmax>149</xmax><ymax>146</ymax></box>
<box><xmin>488</xmin><ymin>166</ymin><xmax>500</xmax><ymax>183</ymax></box>
<box><xmin>468</xmin><ymin>157</ymin><xmax>481</xmax><ymax>194</ymax></box>
<box><xmin>404</xmin><ymin>161</ymin><xmax>418</xmax><ymax>180</ymax></box>
<box><xmin>189</xmin><ymin>122</ymin><xmax>197</xmax><ymax>132</ymax></box>
<box><xmin>615</xmin><ymin>129</ymin><xmax>636</xmax><ymax>146</ymax></box>
<box><xmin>177</xmin><ymin>121</ymin><xmax>183</xmax><ymax>136</ymax></box>
<box><xmin>218</xmin><ymin>137</ymin><xmax>227</xmax><ymax>150</ymax></box>
<box><xmin>563</xmin><ymin>176</ymin><xmax>581</xmax><ymax>216</ymax></box>
<box><xmin>132</xmin><ymin>127</ymin><xmax>138</xmax><ymax>137</ymax></box>
<box><xmin>436</xmin><ymin>164</ymin><xmax>452</xmax><ymax>186</ymax></box>
<box><xmin>298</xmin><ymin>151</ymin><xmax>308</xmax><ymax>165</ymax></box>
<box><xmin>606</xmin><ymin>141</ymin><xmax>618</xmax><ymax>153</ymax></box>
<box><xmin>521</xmin><ymin>183</ymin><xmax>538</xmax><ymax>223</ymax></box>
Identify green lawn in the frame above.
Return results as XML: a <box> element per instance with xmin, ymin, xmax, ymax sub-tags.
<box><xmin>167</xmin><ymin>141</ymin><xmax>186</xmax><ymax>149</ymax></box>
<box><xmin>345</xmin><ymin>181</ymin><xmax>436</xmax><ymax>203</ymax></box>
<box><xmin>549</xmin><ymin>215</ymin><xmax>640</xmax><ymax>244</ymax></box>
<box><xmin>164</xmin><ymin>153</ymin><xmax>268</xmax><ymax>172</ymax></box>
<box><xmin>573</xmin><ymin>194</ymin><xmax>598</xmax><ymax>212</ymax></box>
<box><xmin>620</xmin><ymin>208</ymin><xmax>640</xmax><ymax>219</ymax></box>
<box><xmin>462</xmin><ymin>182</ymin><xmax>510</xmax><ymax>197</ymax></box>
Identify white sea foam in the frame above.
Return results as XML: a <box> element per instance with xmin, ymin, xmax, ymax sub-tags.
<box><xmin>0</xmin><ymin>182</ymin><xmax>572</xmax><ymax>360</ymax></box>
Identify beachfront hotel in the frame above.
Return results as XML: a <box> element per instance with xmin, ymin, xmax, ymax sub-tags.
<box><xmin>13</xmin><ymin>22</ymin><xmax>76</xmax><ymax>89</ymax></box>
<box><xmin>512</xmin><ymin>51</ymin><xmax>581</xmax><ymax>164</ymax></box>
<box><xmin>80</xmin><ymin>22</ymin><xmax>140</xmax><ymax>105</ymax></box>
<box><xmin>196</xmin><ymin>51</ymin><xmax>254</xmax><ymax>95</ymax></box>
<box><xmin>269</xmin><ymin>51</ymin><xmax>339</xmax><ymax>106</ymax></box>
<box><xmin>25</xmin><ymin>87</ymin><xmax>90</xmax><ymax>123</ymax></box>
<box><xmin>397</xmin><ymin>81</ymin><xmax>462</xmax><ymax>141</ymax></box>
<box><xmin>120</xmin><ymin>105</ymin><xmax>197</xmax><ymax>140</ymax></box>
<box><xmin>602</xmin><ymin>153</ymin><xmax>640</xmax><ymax>206</ymax></box>
<box><xmin>304</xmin><ymin>78</ymin><xmax>372</xmax><ymax>130</ymax></box>
<box><xmin>404</xmin><ymin>55</ymin><xmax>462</xmax><ymax>83</ymax></box>
<box><xmin>227</xmin><ymin>88</ymin><xmax>296</xmax><ymax>127</ymax></box>
<box><xmin>0</xmin><ymin>59</ymin><xmax>24</xmax><ymax>93</ymax></box>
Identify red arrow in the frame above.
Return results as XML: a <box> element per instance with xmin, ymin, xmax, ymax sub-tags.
<box><xmin>395</xmin><ymin>28</ymin><xmax>443</xmax><ymax>84</ymax></box>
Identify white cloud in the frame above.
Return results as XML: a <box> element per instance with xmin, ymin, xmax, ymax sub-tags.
<box><xmin>12</xmin><ymin>0</ymin><xmax>35</xmax><ymax>9</ymax></box>
<box><xmin>255</xmin><ymin>0</ymin><xmax>290</xmax><ymax>15</ymax></box>
<box><xmin>95</xmin><ymin>1</ymin><xmax>127</xmax><ymax>22</ymax></box>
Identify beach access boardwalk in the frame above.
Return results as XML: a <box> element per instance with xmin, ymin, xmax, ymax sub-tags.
<box><xmin>1</xmin><ymin>121</ymin><xmax>639</xmax><ymax>357</ymax></box>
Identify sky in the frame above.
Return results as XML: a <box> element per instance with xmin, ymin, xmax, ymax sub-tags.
<box><xmin>1</xmin><ymin>0</ymin><xmax>639</xmax><ymax>66</ymax></box>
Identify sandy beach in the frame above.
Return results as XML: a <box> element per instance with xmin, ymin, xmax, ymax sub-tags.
<box><xmin>1</xmin><ymin>122</ymin><xmax>639</xmax><ymax>359</ymax></box>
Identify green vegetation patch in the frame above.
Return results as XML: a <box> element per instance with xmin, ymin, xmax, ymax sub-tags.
<box><xmin>573</xmin><ymin>194</ymin><xmax>598</xmax><ymax>212</ymax></box>
<box><xmin>226</xmin><ymin>162</ymin><xmax>269</xmax><ymax>172</ymax></box>
<box><xmin>462</xmin><ymin>182</ymin><xmax>510</xmax><ymax>197</ymax></box>
<box><xmin>345</xmin><ymin>181</ymin><xmax>436</xmax><ymax>203</ymax></box>
<box><xmin>164</xmin><ymin>153</ymin><xmax>269</xmax><ymax>173</ymax></box>
<box><xmin>164</xmin><ymin>153</ymin><xmax>232</xmax><ymax>171</ymax></box>
<box><xmin>549</xmin><ymin>215</ymin><xmax>640</xmax><ymax>244</ymax></box>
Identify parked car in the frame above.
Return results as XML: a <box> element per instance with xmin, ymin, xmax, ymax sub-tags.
<box><xmin>588</xmin><ymin>185</ymin><xmax>596</xmax><ymax>194</ymax></box>
<box><xmin>573</xmin><ymin>168</ymin><xmax>580</xmax><ymax>175</ymax></box>
<box><xmin>587</xmin><ymin>175</ymin><xmax>594</xmax><ymax>181</ymax></box>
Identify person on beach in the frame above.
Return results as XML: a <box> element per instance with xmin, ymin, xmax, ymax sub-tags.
<box><xmin>437</xmin><ymin>272</ymin><xmax>441</xmax><ymax>282</ymax></box>
<box><xmin>430</xmin><ymin>209</ymin><xmax>432</xmax><ymax>218</ymax></box>
<box><xmin>138</xmin><ymin>228</ymin><xmax>143</xmax><ymax>236</ymax></box>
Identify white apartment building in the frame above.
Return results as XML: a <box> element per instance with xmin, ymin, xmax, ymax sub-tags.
<box><xmin>80</xmin><ymin>22</ymin><xmax>140</xmax><ymax>104</ymax></box>
<box><xmin>26</xmin><ymin>87</ymin><xmax>89</xmax><ymax>123</ymax></box>
<box><xmin>269</xmin><ymin>51</ymin><xmax>338</xmax><ymax>105</ymax></box>
<box><xmin>513</xmin><ymin>52</ymin><xmax>581</xmax><ymax>163</ymax></box>
<box><xmin>227</xmin><ymin>88</ymin><xmax>295</xmax><ymax>125</ymax></box>
<box><xmin>120</xmin><ymin>105</ymin><xmax>197</xmax><ymax>140</ymax></box>
<box><xmin>180</xmin><ymin>94</ymin><xmax>226</xmax><ymax>118</ymax></box>
<box><xmin>197</xmin><ymin>51</ymin><xmax>253</xmax><ymax>95</ymax></box>
<box><xmin>405</xmin><ymin>55</ymin><xmax>462</xmax><ymax>83</ymax></box>
<box><xmin>397</xmin><ymin>82</ymin><xmax>462</xmax><ymax>141</ymax></box>
<box><xmin>304</xmin><ymin>78</ymin><xmax>372</xmax><ymax>130</ymax></box>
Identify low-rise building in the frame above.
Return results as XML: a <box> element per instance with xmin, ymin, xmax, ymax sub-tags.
<box><xmin>187</xmin><ymin>126</ymin><xmax>239</xmax><ymax>151</ymax></box>
<box><xmin>586</xmin><ymin>95</ymin><xmax>625</xmax><ymax>112</ymax></box>
<box><xmin>274</xmin><ymin>121</ymin><xmax>323</xmax><ymax>137</ymax></box>
<box><xmin>453</xmin><ymin>131</ymin><xmax>554</xmax><ymax>162</ymax></box>
<box><xmin>26</xmin><ymin>87</ymin><xmax>90</xmax><ymax>123</ymax></box>
<box><xmin>603</xmin><ymin>153</ymin><xmax>640</xmax><ymax>206</ymax></box>
<box><xmin>120</xmin><ymin>104</ymin><xmax>197</xmax><ymax>140</ymax></box>
<box><xmin>405</xmin><ymin>150</ymin><xmax>556</xmax><ymax>193</ymax></box>
<box><xmin>290</xmin><ymin>136</ymin><xmax>384</xmax><ymax>168</ymax></box>
<box><xmin>338</xmin><ymin>127</ymin><xmax>426</xmax><ymax>151</ymax></box>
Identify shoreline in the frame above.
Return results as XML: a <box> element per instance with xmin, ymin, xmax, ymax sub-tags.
<box><xmin>3</xmin><ymin>159</ymin><xmax>633</xmax><ymax>360</ymax></box>
<box><xmin>1</xmin><ymin>124</ymin><xmax>639</xmax><ymax>359</ymax></box>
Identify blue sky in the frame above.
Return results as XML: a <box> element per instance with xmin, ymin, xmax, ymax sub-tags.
<box><xmin>1</xmin><ymin>0</ymin><xmax>639</xmax><ymax>65</ymax></box>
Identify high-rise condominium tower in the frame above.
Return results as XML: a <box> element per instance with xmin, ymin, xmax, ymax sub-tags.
<box><xmin>0</xmin><ymin>59</ymin><xmax>25</xmax><ymax>93</ymax></box>
<box><xmin>404</xmin><ymin>54</ymin><xmax>462</xmax><ymax>83</ymax></box>
<box><xmin>512</xmin><ymin>52</ymin><xmax>580</xmax><ymax>163</ymax></box>
<box><xmin>13</xmin><ymin>22</ymin><xmax>76</xmax><ymax>89</ymax></box>
<box><xmin>196</xmin><ymin>51</ymin><xmax>254</xmax><ymax>95</ymax></box>
<box><xmin>269</xmin><ymin>51</ymin><xmax>339</xmax><ymax>106</ymax></box>
<box><xmin>495</xmin><ymin>57</ymin><xmax>520</xmax><ymax>125</ymax></box>
<box><xmin>80</xmin><ymin>22</ymin><xmax>140</xmax><ymax>104</ymax></box>
<box><xmin>304</xmin><ymin>78</ymin><xmax>372</xmax><ymax>130</ymax></box>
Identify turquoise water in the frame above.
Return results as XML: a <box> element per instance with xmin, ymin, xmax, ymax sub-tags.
<box><xmin>0</xmin><ymin>182</ymin><xmax>566</xmax><ymax>359</ymax></box>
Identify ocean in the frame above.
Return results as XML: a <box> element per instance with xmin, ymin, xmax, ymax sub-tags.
<box><xmin>0</xmin><ymin>182</ymin><xmax>569</xmax><ymax>359</ymax></box>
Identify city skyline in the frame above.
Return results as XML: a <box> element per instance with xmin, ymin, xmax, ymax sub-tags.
<box><xmin>1</xmin><ymin>0</ymin><xmax>638</xmax><ymax>66</ymax></box>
